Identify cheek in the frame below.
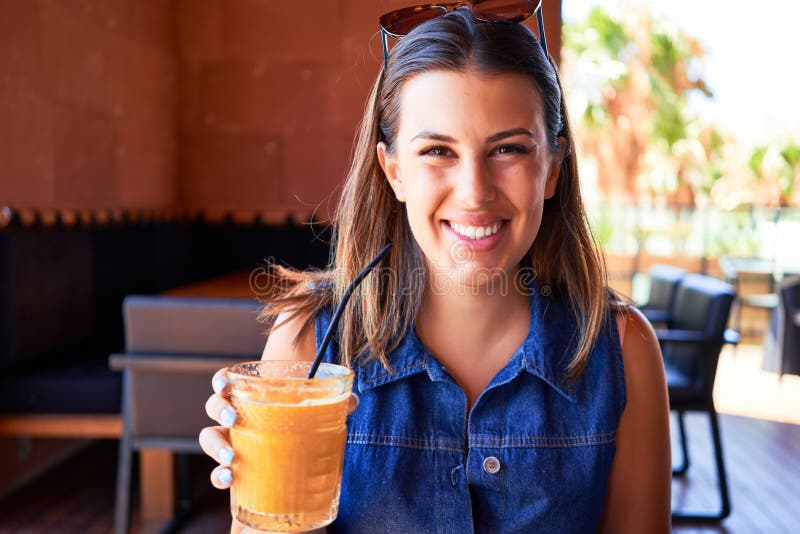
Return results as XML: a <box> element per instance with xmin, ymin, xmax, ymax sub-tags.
<box><xmin>507</xmin><ymin>184</ymin><xmax>546</xmax><ymax>244</ymax></box>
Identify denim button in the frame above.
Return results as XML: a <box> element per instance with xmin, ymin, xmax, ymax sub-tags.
<box><xmin>483</xmin><ymin>456</ymin><xmax>501</xmax><ymax>474</ymax></box>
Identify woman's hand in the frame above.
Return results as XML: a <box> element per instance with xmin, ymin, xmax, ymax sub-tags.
<box><xmin>199</xmin><ymin>367</ymin><xmax>238</xmax><ymax>489</ymax></box>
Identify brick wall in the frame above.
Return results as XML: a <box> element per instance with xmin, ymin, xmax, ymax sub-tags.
<box><xmin>1</xmin><ymin>0</ymin><xmax>562</xmax><ymax>218</ymax></box>
<box><xmin>177</xmin><ymin>0</ymin><xmax>562</xmax><ymax>220</ymax></box>
<box><xmin>0</xmin><ymin>0</ymin><xmax>177</xmax><ymax>210</ymax></box>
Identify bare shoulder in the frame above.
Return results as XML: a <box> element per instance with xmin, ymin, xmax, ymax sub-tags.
<box><xmin>614</xmin><ymin>305</ymin><xmax>669</xmax><ymax>423</ymax></box>
<box><xmin>615</xmin><ymin>306</ymin><xmax>664</xmax><ymax>384</ymax></box>
<box><xmin>261</xmin><ymin>310</ymin><xmax>316</xmax><ymax>362</ymax></box>
<box><xmin>600</xmin><ymin>305</ymin><xmax>671</xmax><ymax>533</ymax></box>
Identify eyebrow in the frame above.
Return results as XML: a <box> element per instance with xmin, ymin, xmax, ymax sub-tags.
<box><xmin>486</xmin><ymin>128</ymin><xmax>537</xmax><ymax>143</ymax></box>
<box><xmin>410</xmin><ymin>128</ymin><xmax>536</xmax><ymax>144</ymax></box>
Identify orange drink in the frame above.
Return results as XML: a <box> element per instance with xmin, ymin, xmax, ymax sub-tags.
<box><xmin>227</xmin><ymin>361</ymin><xmax>353</xmax><ymax>532</ymax></box>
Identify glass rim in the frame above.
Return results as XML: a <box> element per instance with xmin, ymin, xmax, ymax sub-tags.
<box><xmin>227</xmin><ymin>360</ymin><xmax>353</xmax><ymax>383</ymax></box>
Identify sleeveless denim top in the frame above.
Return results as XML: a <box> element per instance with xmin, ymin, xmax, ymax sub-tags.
<box><xmin>314</xmin><ymin>288</ymin><xmax>626</xmax><ymax>534</ymax></box>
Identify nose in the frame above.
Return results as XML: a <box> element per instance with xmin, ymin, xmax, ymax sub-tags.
<box><xmin>454</xmin><ymin>156</ymin><xmax>496</xmax><ymax>208</ymax></box>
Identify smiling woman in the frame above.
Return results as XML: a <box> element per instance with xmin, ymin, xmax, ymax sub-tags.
<box><xmin>198</xmin><ymin>4</ymin><xmax>671</xmax><ymax>533</ymax></box>
<box><xmin>377</xmin><ymin>70</ymin><xmax>561</xmax><ymax>292</ymax></box>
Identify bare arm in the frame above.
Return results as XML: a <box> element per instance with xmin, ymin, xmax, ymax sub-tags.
<box><xmin>599</xmin><ymin>307</ymin><xmax>671</xmax><ymax>533</ymax></box>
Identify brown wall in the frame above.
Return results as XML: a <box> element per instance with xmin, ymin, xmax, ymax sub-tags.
<box><xmin>177</xmin><ymin>0</ymin><xmax>562</xmax><ymax>221</ymax></box>
<box><xmin>0</xmin><ymin>0</ymin><xmax>177</xmax><ymax>210</ymax></box>
<box><xmin>1</xmin><ymin>0</ymin><xmax>561</xmax><ymax>218</ymax></box>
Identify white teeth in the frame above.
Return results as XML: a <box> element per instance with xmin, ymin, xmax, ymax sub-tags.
<box><xmin>450</xmin><ymin>222</ymin><xmax>503</xmax><ymax>240</ymax></box>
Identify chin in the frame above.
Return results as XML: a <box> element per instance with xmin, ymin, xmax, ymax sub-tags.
<box><xmin>427</xmin><ymin>258</ymin><xmax>513</xmax><ymax>296</ymax></box>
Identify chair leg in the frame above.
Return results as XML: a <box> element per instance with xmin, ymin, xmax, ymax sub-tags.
<box><xmin>114</xmin><ymin>429</ymin><xmax>133</xmax><ymax>533</ymax></box>
<box><xmin>672</xmin><ymin>410</ymin><xmax>690</xmax><ymax>476</ymax></box>
<box><xmin>114</xmin><ymin>373</ymin><xmax>133</xmax><ymax>534</ymax></box>
<box><xmin>672</xmin><ymin>409</ymin><xmax>732</xmax><ymax>522</ymax></box>
<box><xmin>178</xmin><ymin>452</ymin><xmax>193</xmax><ymax>509</ymax></box>
<box><xmin>731</xmin><ymin>298</ymin><xmax>741</xmax><ymax>355</ymax></box>
<box><xmin>709</xmin><ymin>409</ymin><xmax>732</xmax><ymax>519</ymax></box>
<box><xmin>157</xmin><ymin>453</ymin><xmax>195</xmax><ymax>534</ymax></box>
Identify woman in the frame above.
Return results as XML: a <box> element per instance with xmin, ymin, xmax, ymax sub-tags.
<box><xmin>200</xmin><ymin>5</ymin><xmax>671</xmax><ymax>532</ymax></box>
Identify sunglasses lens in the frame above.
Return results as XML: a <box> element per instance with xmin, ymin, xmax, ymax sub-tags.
<box><xmin>473</xmin><ymin>0</ymin><xmax>538</xmax><ymax>23</ymax></box>
<box><xmin>381</xmin><ymin>6</ymin><xmax>448</xmax><ymax>36</ymax></box>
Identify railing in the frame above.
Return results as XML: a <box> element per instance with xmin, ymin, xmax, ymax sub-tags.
<box><xmin>589</xmin><ymin>203</ymin><xmax>800</xmax><ymax>276</ymax></box>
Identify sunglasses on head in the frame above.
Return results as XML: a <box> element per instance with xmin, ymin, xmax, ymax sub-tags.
<box><xmin>379</xmin><ymin>0</ymin><xmax>547</xmax><ymax>65</ymax></box>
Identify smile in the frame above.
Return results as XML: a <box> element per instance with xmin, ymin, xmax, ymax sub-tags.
<box><xmin>446</xmin><ymin>221</ymin><xmax>506</xmax><ymax>240</ymax></box>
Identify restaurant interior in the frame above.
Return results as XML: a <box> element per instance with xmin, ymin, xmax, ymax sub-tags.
<box><xmin>1</xmin><ymin>1</ymin><xmax>798</xmax><ymax>532</ymax></box>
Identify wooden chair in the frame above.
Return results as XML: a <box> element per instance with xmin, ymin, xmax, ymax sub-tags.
<box><xmin>656</xmin><ymin>274</ymin><xmax>738</xmax><ymax>522</ymax></box>
<box><xmin>719</xmin><ymin>255</ymin><xmax>778</xmax><ymax>339</ymax></box>
<box><xmin>112</xmin><ymin>295</ymin><xmax>265</xmax><ymax>534</ymax></box>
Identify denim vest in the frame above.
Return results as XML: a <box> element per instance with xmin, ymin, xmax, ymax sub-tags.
<box><xmin>315</xmin><ymin>288</ymin><xmax>626</xmax><ymax>534</ymax></box>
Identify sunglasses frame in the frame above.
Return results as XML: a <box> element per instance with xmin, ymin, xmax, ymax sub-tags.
<box><xmin>379</xmin><ymin>0</ymin><xmax>547</xmax><ymax>64</ymax></box>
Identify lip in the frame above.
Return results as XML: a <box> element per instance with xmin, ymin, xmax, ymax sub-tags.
<box><xmin>442</xmin><ymin>219</ymin><xmax>509</xmax><ymax>253</ymax></box>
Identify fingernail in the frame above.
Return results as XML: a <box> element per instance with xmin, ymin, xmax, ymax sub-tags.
<box><xmin>351</xmin><ymin>393</ymin><xmax>360</xmax><ymax>407</ymax></box>
<box><xmin>219</xmin><ymin>446</ymin><xmax>234</xmax><ymax>466</ymax></box>
<box><xmin>221</xmin><ymin>407</ymin><xmax>237</xmax><ymax>427</ymax></box>
<box><xmin>213</xmin><ymin>376</ymin><xmax>227</xmax><ymax>393</ymax></box>
<box><xmin>219</xmin><ymin>468</ymin><xmax>232</xmax><ymax>485</ymax></box>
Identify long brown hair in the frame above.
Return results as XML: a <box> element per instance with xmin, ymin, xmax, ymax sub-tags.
<box><xmin>261</xmin><ymin>8</ymin><xmax>611</xmax><ymax>377</ymax></box>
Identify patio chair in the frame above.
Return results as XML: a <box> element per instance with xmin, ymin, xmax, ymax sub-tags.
<box><xmin>763</xmin><ymin>275</ymin><xmax>800</xmax><ymax>377</ymax></box>
<box><xmin>111</xmin><ymin>295</ymin><xmax>265</xmax><ymax>534</ymax></box>
<box><xmin>640</xmin><ymin>264</ymin><xmax>686</xmax><ymax>326</ymax></box>
<box><xmin>719</xmin><ymin>255</ymin><xmax>778</xmax><ymax>339</ymax></box>
<box><xmin>656</xmin><ymin>274</ymin><xmax>738</xmax><ymax>522</ymax></box>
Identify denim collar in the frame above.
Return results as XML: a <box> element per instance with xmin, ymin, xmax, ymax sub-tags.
<box><xmin>355</xmin><ymin>287</ymin><xmax>577</xmax><ymax>402</ymax></box>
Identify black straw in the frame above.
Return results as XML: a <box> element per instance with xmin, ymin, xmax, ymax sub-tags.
<box><xmin>307</xmin><ymin>243</ymin><xmax>392</xmax><ymax>378</ymax></box>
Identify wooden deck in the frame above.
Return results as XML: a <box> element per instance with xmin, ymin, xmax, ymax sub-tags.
<box><xmin>1</xmin><ymin>344</ymin><xmax>799</xmax><ymax>532</ymax></box>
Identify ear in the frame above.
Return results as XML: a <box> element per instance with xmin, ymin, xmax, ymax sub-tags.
<box><xmin>544</xmin><ymin>137</ymin><xmax>566</xmax><ymax>199</ymax></box>
<box><xmin>377</xmin><ymin>142</ymin><xmax>406</xmax><ymax>202</ymax></box>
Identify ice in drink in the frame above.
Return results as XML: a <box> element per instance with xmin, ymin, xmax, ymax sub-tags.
<box><xmin>227</xmin><ymin>361</ymin><xmax>353</xmax><ymax>532</ymax></box>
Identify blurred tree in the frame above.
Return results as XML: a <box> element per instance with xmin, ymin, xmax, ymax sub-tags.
<box><xmin>747</xmin><ymin>141</ymin><xmax>800</xmax><ymax>206</ymax></box>
<box><xmin>562</xmin><ymin>5</ymin><xmax>714</xmax><ymax>205</ymax></box>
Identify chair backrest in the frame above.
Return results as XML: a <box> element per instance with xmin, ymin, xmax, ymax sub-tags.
<box><xmin>776</xmin><ymin>275</ymin><xmax>800</xmax><ymax>376</ymax></box>
<box><xmin>664</xmin><ymin>274</ymin><xmax>736</xmax><ymax>395</ymax></box>
<box><xmin>124</xmin><ymin>295</ymin><xmax>265</xmax><ymax>356</ymax></box>
<box><xmin>118</xmin><ymin>295</ymin><xmax>265</xmax><ymax>440</ymax></box>
<box><xmin>646</xmin><ymin>264</ymin><xmax>686</xmax><ymax>311</ymax></box>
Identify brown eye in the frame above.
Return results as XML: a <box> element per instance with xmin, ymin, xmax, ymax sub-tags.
<box><xmin>421</xmin><ymin>146</ymin><xmax>453</xmax><ymax>157</ymax></box>
<box><xmin>493</xmin><ymin>144</ymin><xmax>531</xmax><ymax>156</ymax></box>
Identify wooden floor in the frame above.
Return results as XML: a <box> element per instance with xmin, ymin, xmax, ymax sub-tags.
<box><xmin>670</xmin><ymin>413</ymin><xmax>800</xmax><ymax>533</ymax></box>
<box><xmin>2</xmin><ymin>343</ymin><xmax>799</xmax><ymax>533</ymax></box>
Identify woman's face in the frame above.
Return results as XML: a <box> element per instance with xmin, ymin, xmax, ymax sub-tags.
<box><xmin>378</xmin><ymin>69</ymin><xmax>563</xmax><ymax>292</ymax></box>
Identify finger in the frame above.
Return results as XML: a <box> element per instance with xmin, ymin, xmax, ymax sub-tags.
<box><xmin>210</xmin><ymin>463</ymin><xmax>233</xmax><ymax>489</ymax></box>
<box><xmin>198</xmin><ymin>425</ymin><xmax>233</xmax><ymax>465</ymax></box>
<box><xmin>347</xmin><ymin>393</ymin><xmax>360</xmax><ymax>415</ymax></box>
<box><xmin>211</xmin><ymin>368</ymin><xmax>229</xmax><ymax>396</ymax></box>
<box><xmin>205</xmin><ymin>392</ymin><xmax>237</xmax><ymax>427</ymax></box>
